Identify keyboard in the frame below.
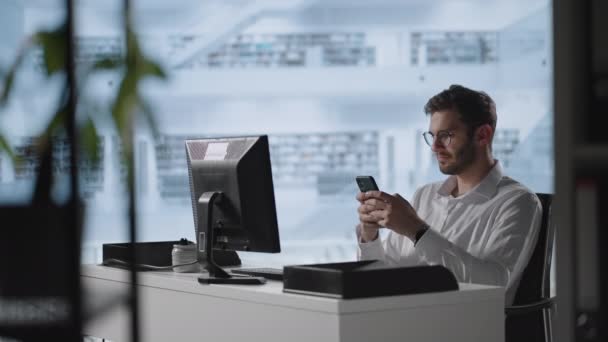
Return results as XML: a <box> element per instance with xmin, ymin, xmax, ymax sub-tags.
<box><xmin>231</xmin><ymin>267</ymin><xmax>284</xmax><ymax>281</ymax></box>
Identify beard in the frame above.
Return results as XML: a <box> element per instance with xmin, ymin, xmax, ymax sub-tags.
<box><xmin>437</xmin><ymin>137</ymin><xmax>476</xmax><ymax>175</ymax></box>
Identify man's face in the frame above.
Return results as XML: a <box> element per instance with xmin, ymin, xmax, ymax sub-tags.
<box><xmin>428</xmin><ymin>109</ymin><xmax>476</xmax><ymax>175</ymax></box>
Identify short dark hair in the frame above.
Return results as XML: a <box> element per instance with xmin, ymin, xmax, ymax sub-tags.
<box><xmin>424</xmin><ymin>84</ymin><xmax>497</xmax><ymax>132</ymax></box>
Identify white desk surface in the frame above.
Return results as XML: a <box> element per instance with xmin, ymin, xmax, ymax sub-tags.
<box><xmin>81</xmin><ymin>264</ymin><xmax>504</xmax><ymax>314</ymax></box>
<box><xmin>82</xmin><ymin>264</ymin><xmax>505</xmax><ymax>342</ymax></box>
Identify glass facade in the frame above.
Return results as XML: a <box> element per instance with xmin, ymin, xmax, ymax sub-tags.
<box><xmin>0</xmin><ymin>0</ymin><xmax>553</xmax><ymax>268</ymax></box>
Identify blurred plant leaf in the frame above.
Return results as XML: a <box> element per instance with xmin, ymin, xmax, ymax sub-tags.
<box><xmin>126</xmin><ymin>28</ymin><xmax>167</xmax><ymax>82</ymax></box>
<box><xmin>0</xmin><ymin>133</ymin><xmax>18</xmax><ymax>164</ymax></box>
<box><xmin>3</xmin><ymin>21</ymin><xmax>167</xmax><ymax>192</ymax></box>
<box><xmin>1</xmin><ymin>37</ymin><xmax>36</xmax><ymax>106</ymax></box>
<box><xmin>1</xmin><ymin>66</ymin><xmax>17</xmax><ymax>105</ymax></box>
<box><xmin>0</xmin><ymin>30</ymin><xmax>66</xmax><ymax>182</ymax></box>
<box><xmin>80</xmin><ymin>118</ymin><xmax>100</xmax><ymax>164</ymax></box>
<box><xmin>138</xmin><ymin>96</ymin><xmax>160</xmax><ymax>139</ymax></box>
<box><xmin>92</xmin><ymin>57</ymin><xmax>123</xmax><ymax>71</ymax></box>
<box><xmin>139</xmin><ymin>59</ymin><xmax>167</xmax><ymax>79</ymax></box>
<box><xmin>31</xmin><ymin>100</ymin><xmax>67</xmax><ymax>160</ymax></box>
<box><xmin>110</xmin><ymin>27</ymin><xmax>166</xmax><ymax>164</ymax></box>
<box><xmin>1</xmin><ymin>8</ymin><xmax>167</xmax><ymax>200</ymax></box>
<box><xmin>34</xmin><ymin>26</ymin><xmax>67</xmax><ymax>76</ymax></box>
<box><xmin>48</xmin><ymin>102</ymin><xmax>68</xmax><ymax>136</ymax></box>
<box><xmin>111</xmin><ymin>70</ymin><xmax>137</xmax><ymax>151</ymax></box>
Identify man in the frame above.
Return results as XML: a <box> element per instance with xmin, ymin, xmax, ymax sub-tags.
<box><xmin>356</xmin><ymin>85</ymin><xmax>541</xmax><ymax>305</ymax></box>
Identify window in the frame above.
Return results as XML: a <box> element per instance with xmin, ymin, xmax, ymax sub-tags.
<box><xmin>1</xmin><ymin>1</ymin><xmax>553</xmax><ymax>267</ymax></box>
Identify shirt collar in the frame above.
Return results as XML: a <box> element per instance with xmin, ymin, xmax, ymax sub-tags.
<box><xmin>436</xmin><ymin>160</ymin><xmax>503</xmax><ymax>200</ymax></box>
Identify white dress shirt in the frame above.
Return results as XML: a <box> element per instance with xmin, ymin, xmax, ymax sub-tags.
<box><xmin>357</xmin><ymin>161</ymin><xmax>542</xmax><ymax>305</ymax></box>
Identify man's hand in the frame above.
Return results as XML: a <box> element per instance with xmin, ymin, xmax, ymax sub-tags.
<box><xmin>359</xmin><ymin>191</ymin><xmax>427</xmax><ymax>241</ymax></box>
<box><xmin>356</xmin><ymin>192</ymin><xmax>382</xmax><ymax>242</ymax></box>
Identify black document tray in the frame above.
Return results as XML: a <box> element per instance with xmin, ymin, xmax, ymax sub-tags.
<box><xmin>283</xmin><ymin>260</ymin><xmax>459</xmax><ymax>299</ymax></box>
<box><xmin>102</xmin><ymin>241</ymin><xmax>241</xmax><ymax>270</ymax></box>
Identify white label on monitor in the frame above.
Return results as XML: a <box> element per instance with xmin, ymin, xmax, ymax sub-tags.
<box><xmin>205</xmin><ymin>142</ymin><xmax>229</xmax><ymax>160</ymax></box>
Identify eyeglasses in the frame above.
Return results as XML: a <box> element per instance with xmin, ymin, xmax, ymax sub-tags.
<box><xmin>422</xmin><ymin>130</ymin><xmax>455</xmax><ymax>147</ymax></box>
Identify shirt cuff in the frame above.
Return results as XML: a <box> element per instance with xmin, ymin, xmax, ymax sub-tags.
<box><xmin>357</xmin><ymin>235</ymin><xmax>384</xmax><ymax>261</ymax></box>
<box><xmin>413</xmin><ymin>228</ymin><xmax>451</xmax><ymax>262</ymax></box>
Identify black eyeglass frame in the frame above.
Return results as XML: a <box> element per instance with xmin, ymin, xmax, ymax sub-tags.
<box><xmin>422</xmin><ymin>130</ymin><xmax>456</xmax><ymax>147</ymax></box>
<box><xmin>422</xmin><ymin>122</ymin><xmax>491</xmax><ymax>148</ymax></box>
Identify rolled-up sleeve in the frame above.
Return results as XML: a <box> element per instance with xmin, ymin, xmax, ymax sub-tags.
<box><xmin>357</xmin><ymin>227</ymin><xmax>385</xmax><ymax>261</ymax></box>
<box><xmin>356</xmin><ymin>189</ymin><xmax>424</xmax><ymax>264</ymax></box>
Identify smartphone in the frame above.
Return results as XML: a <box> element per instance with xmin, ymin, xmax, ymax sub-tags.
<box><xmin>356</xmin><ymin>176</ymin><xmax>379</xmax><ymax>193</ymax></box>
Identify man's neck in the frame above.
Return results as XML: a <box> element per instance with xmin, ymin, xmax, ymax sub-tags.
<box><xmin>452</xmin><ymin>156</ymin><xmax>496</xmax><ymax>197</ymax></box>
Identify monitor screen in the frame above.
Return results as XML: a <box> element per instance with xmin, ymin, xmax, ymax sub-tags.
<box><xmin>185</xmin><ymin>135</ymin><xmax>281</xmax><ymax>276</ymax></box>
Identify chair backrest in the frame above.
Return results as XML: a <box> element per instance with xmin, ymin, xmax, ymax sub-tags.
<box><xmin>512</xmin><ymin>193</ymin><xmax>555</xmax><ymax>305</ymax></box>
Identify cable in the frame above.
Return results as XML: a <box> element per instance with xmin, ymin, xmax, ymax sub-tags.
<box><xmin>102</xmin><ymin>258</ymin><xmax>198</xmax><ymax>271</ymax></box>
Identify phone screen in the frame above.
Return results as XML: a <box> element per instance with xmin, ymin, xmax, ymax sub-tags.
<box><xmin>356</xmin><ymin>176</ymin><xmax>379</xmax><ymax>192</ymax></box>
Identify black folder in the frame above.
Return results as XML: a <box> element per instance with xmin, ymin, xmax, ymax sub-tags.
<box><xmin>283</xmin><ymin>260</ymin><xmax>459</xmax><ymax>299</ymax></box>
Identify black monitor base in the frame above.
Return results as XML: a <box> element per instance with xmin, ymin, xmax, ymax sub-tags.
<box><xmin>198</xmin><ymin>275</ymin><xmax>266</xmax><ymax>285</ymax></box>
<box><xmin>196</xmin><ymin>191</ymin><xmax>266</xmax><ymax>286</ymax></box>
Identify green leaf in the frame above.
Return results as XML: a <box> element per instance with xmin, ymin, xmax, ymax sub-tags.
<box><xmin>1</xmin><ymin>37</ymin><xmax>35</xmax><ymax>105</ymax></box>
<box><xmin>80</xmin><ymin>118</ymin><xmax>100</xmax><ymax>164</ymax></box>
<box><xmin>137</xmin><ymin>95</ymin><xmax>160</xmax><ymax>139</ymax></box>
<box><xmin>140</xmin><ymin>59</ymin><xmax>167</xmax><ymax>79</ymax></box>
<box><xmin>0</xmin><ymin>66</ymin><xmax>17</xmax><ymax>105</ymax></box>
<box><xmin>34</xmin><ymin>98</ymin><xmax>68</xmax><ymax>160</ymax></box>
<box><xmin>0</xmin><ymin>134</ymin><xmax>17</xmax><ymax>163</ymax></box>
<box><xmin>48</xmin><ymin>105</ymin><xmax>68</xmax><ymax>136</ymax></box>
<box><xmin>124</xmin><ymin>28</ymin><xmax>165</xmax><ymax>81</ymax></box>
<box><xmin>38</xmin><ymin>88</ymin><xmax>68</xmax><ymax>142</ymax></box>
<box><xmin>111</xmin><ymin>72</ymin><xmax>138</xmax><ymax>152</ymax></box>
<box><xmin>92</xmin><ymin>57</ymin><xmax>123</xmax><ymax>71</ymax></box>
<box><xmin>35</xmin><ymin>26</ymin><xmax>67</xmax><ymax>76</ymax></box>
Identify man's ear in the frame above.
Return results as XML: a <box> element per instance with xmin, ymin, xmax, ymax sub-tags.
<box><xmin>476</xmin><ymin>124</ymin><xmax>493</xmax><ymax>147</ymax></box>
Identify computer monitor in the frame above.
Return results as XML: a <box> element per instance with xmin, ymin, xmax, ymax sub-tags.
<box><xmin>185</xmin><ymin>135</ymin><xmax>281</xmax><ymax>284</ymax></box>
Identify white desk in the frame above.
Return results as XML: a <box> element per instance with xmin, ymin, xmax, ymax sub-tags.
<box><xmin>82</xmin><ymin>265</ymin><xmax>505</xmax><ymax>342</ymax></box>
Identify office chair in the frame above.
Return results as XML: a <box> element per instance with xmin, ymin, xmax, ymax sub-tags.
<box><xmin>505</xmin><ymin>193</ymin><xmax>556</xmax><ymax>342</ymax></box>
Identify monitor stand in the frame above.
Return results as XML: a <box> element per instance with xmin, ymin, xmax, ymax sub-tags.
<box><xmin>196</xmin><ymin>191</ymin><xmax>266</xmax><ymax>285</ymax></box>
